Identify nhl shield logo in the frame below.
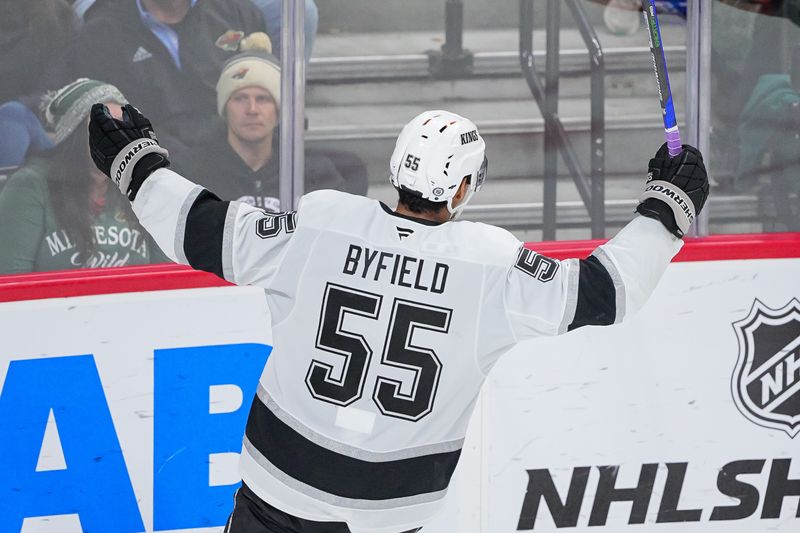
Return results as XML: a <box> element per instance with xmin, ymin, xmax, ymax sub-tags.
<box><xmin>732</xmin><ymin>299</ymin><xmax>800</xmax><ymax>438</ymax></box>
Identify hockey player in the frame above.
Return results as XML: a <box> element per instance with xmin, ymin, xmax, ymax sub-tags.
<box><xmin>88</xmin><ymin>104</ymin><xmax>708</xmax><ymax>533</ymax></box>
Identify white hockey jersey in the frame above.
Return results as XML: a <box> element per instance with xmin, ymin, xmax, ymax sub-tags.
<box><xmin>132</xmin><ymin>168</ymin><xmax>682</xmax><ymax>533</ymax></box>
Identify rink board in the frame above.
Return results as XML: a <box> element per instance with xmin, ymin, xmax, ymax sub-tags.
<box><xmin>0</xmin><ymin>236</ymin><xmax>799</xmax><ymax>533</ymax></box>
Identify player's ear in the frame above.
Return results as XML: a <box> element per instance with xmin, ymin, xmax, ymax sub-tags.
<box><xmin>452</xmin><ymin>177</ymin><xmax>470</xmax><ymax>204</ymax></box>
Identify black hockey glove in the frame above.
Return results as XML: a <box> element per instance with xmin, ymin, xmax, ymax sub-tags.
<box><xmin>635</xmin><ymin>143</ymin><xmax>709</xmax><ymax>238</ymax></box>
<box><xmin>88</xmin><ymin>103</ymin><xmax>170</xmax><ymax>201</ymax></box>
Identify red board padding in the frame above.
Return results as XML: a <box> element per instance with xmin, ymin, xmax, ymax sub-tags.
<box><xmin>0</xmin><ymin>233</ymin><xmax>798</xmax><ymax>303</ymax></box>
<box><xmin>528</xmin><ymin>231</ymin><xmax>800</xmax><ymax>262</ymax></box>
<box><xmin>0</xmin><ymin>264</ymin><xmax>228</xmax><ymax>303</ymax></box>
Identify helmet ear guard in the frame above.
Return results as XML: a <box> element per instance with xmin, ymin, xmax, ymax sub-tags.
<box><xmin>445</xmin><ymin>154</ymin><xmax>488</xmax><ymax>218</ymax></box>
<box><xmin>475</xmin><ymin>154</ymin><xmax>488</xmax><ymax>192</ymax></box>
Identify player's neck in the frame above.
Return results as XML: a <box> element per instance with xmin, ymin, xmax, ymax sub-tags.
<box><xmin>394</xmin><ymin>203</ymin><xmax>451</xmax><ymax>224</ymax></box>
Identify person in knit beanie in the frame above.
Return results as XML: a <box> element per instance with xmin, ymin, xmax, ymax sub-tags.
<box><xmin>0</xmin><ymin>78</ymin><xmax>166</xmax><ymax>273</ymax></box>
<box><xmin>1</xmin><ymin>78</ymin><xmax>127</xmax><ymax>192</ymax></box>
<box><xmin>40</xmin><ymin>78</ymin><xmax>128</xmax><ymax>145</ymax></box>
<box><xmin>216</xmin><ymin>50</ymin><xmax>282</xmax><ymax>184</ymax></box>
<box><xmin>216</xmin><ymin>36</ymin><xmax>281</xmax><ymax>116</ymax></box>
<box><xmin>171</xmin><ymin>37</ymin><xmax>358</xmax><ymax>213</ymax></box>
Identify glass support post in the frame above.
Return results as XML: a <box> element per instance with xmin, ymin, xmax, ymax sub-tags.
<box><xmin>685</xmin><ymin>0</ymin><xmax>711</xmax><ymax>236</ymax></box>
<box><xmin>280</xmin><ymin>0</ymin><xmax>306</xmax><ymax>211</ymax></box>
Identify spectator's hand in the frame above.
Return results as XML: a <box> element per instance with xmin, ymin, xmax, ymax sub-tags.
<box><xmin>635</xmin><ymin>143</ymin><xmax>709</xmax><ymax>238</ymax></box>
<box><xmin>89</xmin><ymin>103</ymin><xmax>170</xmax><ymax>201</ymax></box>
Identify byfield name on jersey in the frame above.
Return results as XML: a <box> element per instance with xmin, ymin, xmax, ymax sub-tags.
<box><xmin>343</xmin><ymin>243</ymin><xmax>449</xmax><ymax>294</ymax></box>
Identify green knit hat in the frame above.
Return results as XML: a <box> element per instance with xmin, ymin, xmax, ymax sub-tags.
<box><xmin>41</xmin><ymin>78</ymin><xmax>128</xmax><ymax>145</ymax></box>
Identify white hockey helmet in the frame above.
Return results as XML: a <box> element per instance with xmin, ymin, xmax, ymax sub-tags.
<box><xmin>389</xmin><ymin>110</ymin><xmax>488</xmax><ymax>217</ymax></box>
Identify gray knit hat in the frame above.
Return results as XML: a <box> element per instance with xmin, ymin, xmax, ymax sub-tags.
<box><xmin>41</xmin><ymin>78</ymin><xmax>128</xmax><ymax>145</ymax></box>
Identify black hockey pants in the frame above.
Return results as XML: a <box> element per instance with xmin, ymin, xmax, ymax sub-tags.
<box><xmin>224</xmin><ymin>482</ymin><xmax>422</xmax><ymax>533</ymax></box>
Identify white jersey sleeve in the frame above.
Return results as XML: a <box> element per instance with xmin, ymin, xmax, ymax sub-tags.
<box><xmin>501</xmin><ymin>215</ymin><xmax>682</xmax><ymax>343</ymax></box>
<box><xmin>131</xmin><ymin>167</ymin><xmax>295</xmax><ymax>286</ymax></box>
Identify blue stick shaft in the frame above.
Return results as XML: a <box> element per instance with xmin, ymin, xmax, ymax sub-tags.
<box><xmin>642</xmin><ymin>0</ymin><xmax>682</xmax><ymax>157</ymax></box>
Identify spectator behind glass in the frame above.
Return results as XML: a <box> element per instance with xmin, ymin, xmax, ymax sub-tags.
<box><xmin>0</xmin><ymin>0</ymin><xmax>79</xmax><ymax>179</ymax></box>
<box><xmin>0</xmin><ymin>79</ymin><xmax>167</xmax><ymax>274</ymax></box>
<box><xmin>736</xmin><ymin>43</ymin><xmax>800</xmax><ymax>231</ymax></box>
<box><xmin>74</xmin><ymin>0</ymin><xmax>318</xmax><ymax>62</ymax></box>
<box><xmin>249</xmin><ymin>0</ymin><xmax>318</xmax><ymax>62</ymax></box>
<box><xmin>46</xmin><ymin>0</ymin><xmax>266</xmax><ymax>149</ymax></box>
<box><xmin>710</xmin><ymin>2</ymin><xmax>800</xmax><ymax>187</ymax></box>
<box><xmin>0</xmin><ymin>0</ymin><xmax>78</xmax><ymax>104</ymax></box>
<box><xmin>0</xmin><ymin>101</ymin><xmax>54</xmax><ymax>184</ymax></box>
<box><xmin>171</xmin><ymin>47</ymin><xmax>363</xmax><ymax>212</ymax></box>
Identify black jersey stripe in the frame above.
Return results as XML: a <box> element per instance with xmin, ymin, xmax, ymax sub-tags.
<box><xmin>244</xmin><ymin>394</ymin><xmax>462</xmax><ymax>501</ymax></box>
<box><xmin>242</xmin><ymin>439</ymin><xmax>448</xmax><ymax>510</ymax></box>
<box><xmin>183</xmin><ymin>189</ymin><xmax>231</xmax><ymax>279</ymax></box>
<box><xmin>568</xmin><ymin>254</ymin><xmax>617</xmax><ymax>331</ymax></box>
<box><xmin>257</xmin><ymin>385</ymin><xmax>464</xmax><ymax>461</ymax></box>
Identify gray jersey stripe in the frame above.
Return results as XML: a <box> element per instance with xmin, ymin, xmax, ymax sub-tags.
<box><xmin>256</xmin><ymin>384</ymin><xmax>464</xmax><ymax>462</ymax></box>
<box><xmin>174</xmin><ymin>185</ymin><xmax>203</xmax><ymax>265</ymax></box>
<box><xmin>558</xmin><ymin>258</ymin><xmax>581</xmax><ymax>334</ymax></box>
<box><xmin>242</xmin><ymin>438</ymin><xmax>448</xmax><ymax>510</ymax></box>
<box><xmin>222</xmin><ymin>202</ymin><xmax>239</xmax><ymax>282</ymax></box>
<box><xmin>592</xmin><ymin>247</ymin><xmax>626</xmax><ymax>324</ymax></box>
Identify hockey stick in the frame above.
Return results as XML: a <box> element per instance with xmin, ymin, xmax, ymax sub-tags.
<box><xmin>641</xmin><ymin>0</ymin><xmax>682</xmax><ymax>158</ymax></box>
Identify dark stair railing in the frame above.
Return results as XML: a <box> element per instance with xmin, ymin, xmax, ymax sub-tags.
<box><xmin>428</xmin><ymin>0</ymin><xmax>474</xmax><ymax>79</ymax></box>
<box><xmin>520</xmin><ymin>0</ymin><xmax>606</xmax><ymax>239</ymax></box>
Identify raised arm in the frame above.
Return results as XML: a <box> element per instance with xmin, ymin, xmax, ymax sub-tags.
<box><xmin>87</xmin><ymin>103</ymin><xmax>294</xmax><ymax>286</ymax></box>
<box><xmin>503</xmin><ymin>143</ymin><xmax>709</xmax><ymax>339</ymax></box>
